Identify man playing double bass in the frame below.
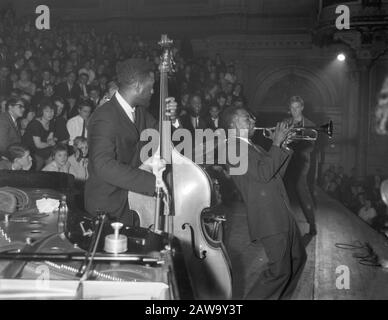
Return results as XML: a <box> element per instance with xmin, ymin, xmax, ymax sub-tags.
<box><xmin>85</xmin><ymin>59</ymin><xmax>178</xmax><ymax>225</ymax></box>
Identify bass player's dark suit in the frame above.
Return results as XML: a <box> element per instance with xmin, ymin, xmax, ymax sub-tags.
<box><xmin>85</xmin><ymin>94</ymin><xmax>157</xmax><ymax>221</ymax></box>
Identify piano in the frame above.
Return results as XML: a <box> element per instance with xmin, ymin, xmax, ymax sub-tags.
<box><xmin>0</xmin><ymin>170</ymin><xmax>193</xmax><ymax>300</ymax></box>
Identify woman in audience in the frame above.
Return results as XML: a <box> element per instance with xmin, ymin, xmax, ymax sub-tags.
<box><xmin>52</xmin><ymin>96</ymin><xmax>69</xmax><ymax>145</ymax></box>
<box><xmin>0</xmin><ymin>143</ymin><xmax>32</xmax><ymax>171</ymax></box>
<box><xmin>42</xmin><ymin>143</ymin><xmax>70</xmax><ymax>173</ymax></box>
<box><xmin>20</xmin><ymin>105</ymin><xmax>36</xmax><ymax>136</ymax></box>
<box><xmin>68</xmin><ymin>136</ymin><xmax>88</xmax><ymax>181</ymax></box>
<box><xmin>23</xmin><ymin>98</ymin><xmax>56</xmax><ymax>168</ymax></box>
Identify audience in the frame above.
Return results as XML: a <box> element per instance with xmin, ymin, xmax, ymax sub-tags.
<box><xmin>320</xmin><ymin>165</ymin><xmax>387</xmax><ymax>235</ymax></box>
<box><xmin>0</xmin><ymin>4</ymin><xmax>246</xmax><ymax>206</ymax></box>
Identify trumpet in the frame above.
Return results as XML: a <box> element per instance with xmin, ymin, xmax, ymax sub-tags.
<box><xmin>254</xmin><ymin>120</ymin><xmax>333</xmax><ymax>141</ymax></box>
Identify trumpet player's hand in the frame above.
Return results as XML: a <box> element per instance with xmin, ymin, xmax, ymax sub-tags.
<box><xmin>282</xmin><ymin>131</ymin><xmax>296</xmax><ymax>149</ymax></box>
<box><xmin>272</xmin><ymin>122</ymin><xmax>291</xmax><ymax>147</ymax></box>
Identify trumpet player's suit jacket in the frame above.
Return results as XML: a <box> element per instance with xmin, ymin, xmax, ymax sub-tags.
<box><xmin>226</xmin><ymin>139</ymin><xmax>295</xmax><ymax>240</ymax></box>
<box><xmin>85</xmin><ymin>95</ymin><xmax>157</xmax><ymax>218</ymax></box>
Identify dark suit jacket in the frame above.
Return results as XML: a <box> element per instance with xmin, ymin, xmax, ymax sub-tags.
<box><xmin>84</xmin><ymin>96</ymin><xmax>158</xmax><ymax>217</ymax></box>
<box><xmin>0</xmin><ymin>112</ymin><xmax>21</xmax><ymax>154</ymax></box>
<box><xmin>54</xmin><ymin>82</ymin><xmax>82</xmax><ymax>101</ymax></box>
<box><xmin>205</xmin><ymin>116</ymin><xmax>219</xmax><ymax>130</ymax></box>
<box><xmin>226</xmin><ymin>139</ymin><xmax>294</xmax><ymax>240</ymax></box>
<box><xmin>179</xmin><ymin>114</ymin><xmax>208</xmax><ymax>135</ymax></box>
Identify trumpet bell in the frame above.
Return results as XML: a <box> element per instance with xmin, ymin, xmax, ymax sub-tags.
<box><xmin>320</xmin><ymin>120</ymin><xmax>333</xmax><ymax>138</ymax></box>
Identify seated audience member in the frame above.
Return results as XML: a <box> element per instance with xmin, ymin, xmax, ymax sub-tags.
<box><xmin>0</xmin><ymin>97</ymin><xmax>24</xmax><ymax>154</ymax></box>
<box><xmin>179</xmin><ymin>92</ymin><xmax>190</xmax><ymax>116</ymax></box>
<box><xmin>206</xmin><ymin>104</ymin><xmax>221</xmax><ymax>130</ymax></box>
<box><xmin>66</xmin><ymin>100</ymin><xmax>92</xmax><ymax>145</ymax></box>
<box><xmin>0</xmin><ymin>65</ymin><xmax>12</xmax><ymax>97</ymax></box>
<box><xmin>358</xmin><ymin>197</ymin><xmax>377</xmax><ymax>226</ymax></box>
<box><xmin>68</xmin><ymin>136</ymin><xmax>88</xmax><ymax>181</ymax></box>
<box><xmin>23</xmin><ymin>99</ymin><xmax>56</xmax><ymax>167</ymax></box>
<box><xmin>52</xmin><ymin>96</ymin><xmax>70</xmax><ymax>144</ymax></box>
<box><xmin>77</xmin><ymin>72</ymin><xmax>90</xmax><ymax>100</ymax></box>
<box><xmin>88</xmin><ymin>86</ymin><xmax>101</xmax><ymax>110</ymax></box>
<box><xmin>78</xmin><ymin>60</ymin><xmax>95</xmax><ymax>85</ymax></box>
<box><xmin>179</xmin><ymin>94</ymin><xmax>208</xmax><ymax>135</ymax></box>
<box><xmin>216</xmin><ymin>92</ymin><xmax>227</xmax><ymax>112</ymax></box>
<box><xmin>0</xmin><ymin>143</ymin><xmax>32</xmax><ymax>171</ymax></box>
<box><xmin>20</xmin><ymin>105</ymin><xmax>36</xmax><ymax>136</ymax></box>
<box><xmin>54</xmin><ymin>71</ymin><xmax>81</xmax><ymax>102</ymax></box>
<box><xmin>232</xmin><ymin>96</ymin><xmax>245</xmax><ymax>108</ymax></box>
<box><xmin>15</xmin><ymin>69</ymin><xmax>36</xmax><ymax>96</ymax></box>
<box><xmin>232</xmin><ymin>82</ymin><xmax>244</xmax><ymax>100</ymax></box>
<box><xmin>42</xmin><ymin>144</ymin><xmax>70</xmax><ymax>173</ymax></box>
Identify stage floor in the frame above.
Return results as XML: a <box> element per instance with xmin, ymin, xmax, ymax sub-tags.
<box><xmin>225</xmin><ymin>188</ymin><xmax>388</xmax><ymax>300</ymax></box>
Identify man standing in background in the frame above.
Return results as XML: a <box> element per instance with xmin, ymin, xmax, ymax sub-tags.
<box><xmin>283</xmin><ymin>96</ymin><xmax>317</xmax><ymax>236</ymax></box>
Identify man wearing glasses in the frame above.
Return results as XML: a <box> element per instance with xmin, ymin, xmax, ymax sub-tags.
<box><xmin>0</xmin><ymin>98</ymin><xmax>24</xmax><ymax>154</ymax></box>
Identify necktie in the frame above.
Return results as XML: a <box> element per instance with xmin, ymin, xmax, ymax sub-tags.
<box><xmin>195</xmin><ymin>117</ymin><xmax>199</xmax><ymax>129</ymax></box>
<box><xmin>81</xmin><ymin>119</ymin><xmax>86</xmax><ymax>138</ymax></box>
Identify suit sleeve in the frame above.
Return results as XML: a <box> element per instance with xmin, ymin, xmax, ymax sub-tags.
<box><xmin>88</xmin><ymin>114</ymin><xmax>156</xmax><ymax>195</ymax></box>
<box><xmin>251</xmin><ymin>145</ymin><xmax>291</xmax><ymax>183</ymax></box>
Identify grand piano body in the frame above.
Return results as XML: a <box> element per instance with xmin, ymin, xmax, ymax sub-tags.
<box><xmin>0</xmin><ymin>171</ymin><xmax>193</xmax><ymax>300</ymax></box>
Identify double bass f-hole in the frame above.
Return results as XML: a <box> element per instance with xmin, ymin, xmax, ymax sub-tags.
<box><xmin>182</xmin><ymin>223</ymin><xmax>207</xmax><ymax>260</ymax></box>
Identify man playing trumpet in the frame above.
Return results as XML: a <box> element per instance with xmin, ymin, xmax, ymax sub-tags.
<box><xmin>282</xmin><ymin>96</ymin><xmax>317</xmax><ymax>236</ymax></box>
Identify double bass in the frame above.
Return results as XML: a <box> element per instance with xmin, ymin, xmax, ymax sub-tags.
<box><xmin>129</xmin><ymin>35</ymin><xmax>232</xmax><ymax>300</ymax></box>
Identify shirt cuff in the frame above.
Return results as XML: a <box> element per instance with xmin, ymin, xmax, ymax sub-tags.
<box><xmin>172</xmin><ymin>119</ymin><xmax>180</xmax><ymax>128</ymax></box>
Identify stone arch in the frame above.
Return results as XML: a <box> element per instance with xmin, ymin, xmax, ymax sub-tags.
<box><xmin>250</xmin><ymin>65</ymin><xmax>338</xmax><ymax>114</ymax></box>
